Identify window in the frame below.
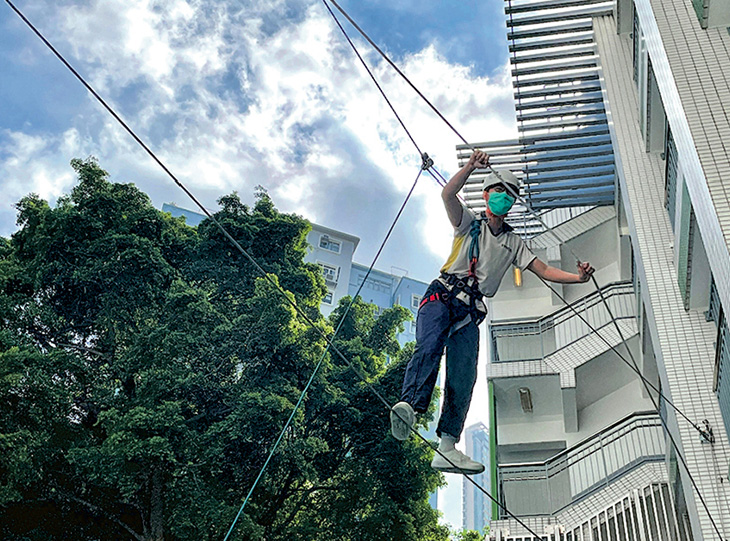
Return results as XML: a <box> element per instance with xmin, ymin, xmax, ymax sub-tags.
<box><xmin>410</xmin><ymin>321</ymin><xmax>417</xmax><ymax>334</ymax></box>
<box><xmin>632</xmin><ymin>8</ymin><xmax>640</xmax><ymax>83</ymax></box>
<box><xmin>319</xmin><ymin>235</ymin><xmax>341</xmax><ymax>253</ymax></box>
<box><xmin>322</xmin><ymin>290</ymin><xmax>333</xmax><ymax>305</ymax></box>
<box><xmin>411</xmin><ymin>294</ymin><xmax>422</xmax><ymax>310</ymax></box>
<box><xmin>317</xmin><ymin>262</ymin><xmax>339</xmax><ymax>284</ymax></box>
<box><xmin>676</xmin><ymin>181</ymin><xmax>695</xmax><ymax>310</ymax></box>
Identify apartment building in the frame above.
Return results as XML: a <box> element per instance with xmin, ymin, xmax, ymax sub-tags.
<box><xmin>305</xmin><ymin>223</ymin><xmax>360</xmax><ymax>316</ymax></box>
<box><xmin>456</xmin><ymin>0</ymin><xmax>730</xmax><ymax>539</ymax></box>
<box><xmin>306</xmin><ymin>224</ymin><xmax>430</xmax><ymax>348</ymax></box>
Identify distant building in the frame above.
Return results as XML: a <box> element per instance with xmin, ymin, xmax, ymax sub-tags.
<box><xmin>462</xmin><ymin>423</ymin><xmax>490</xmax><ymax>534</ymax></box>
<box><xmin>304</xmin><ymin>223</ymin><xmax>360</xmax><ymax>316</ymax></box>
<box><xmin>303</xmin><ymin>223</ymin><xmax>429</xmax><ymax>347</ymax></box>
<box><xmin>162</xmin><ymin>202</ymin><xmax>206</xmax><ymax>227</ymax></box>
<box><xmin>348</xmin><ymin>263</ymin><xmax>429</xmax><ymax>347</ymax></box>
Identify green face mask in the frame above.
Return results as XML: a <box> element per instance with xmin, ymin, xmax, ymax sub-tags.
<box><xmin>487</xmin><ymin>191</ymin><xmax>516</xmax><ymax>216</ymax></box>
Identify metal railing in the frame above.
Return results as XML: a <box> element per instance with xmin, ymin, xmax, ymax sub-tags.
<box><xmin>490</xmin><ymin>281</ymin><xmax>636</xmax><ymax>363</ymax></box>
<box><xmin>498</xmin><ymin>412</ymin><xmax>665</xmax><ymax>518</ymax></box>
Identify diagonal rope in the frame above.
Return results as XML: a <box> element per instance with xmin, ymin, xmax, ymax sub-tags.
<box><xmin>536</xmin><ymin>273</ymin><xmax>727</xmax><ymax>540</ymax></box>
<box><xmin>589</xmin><ymin>276</ymin><xmax>727</xmax><ymax>539</ymax></box>
<box><xmin>3</xmin><ymin>1</ymin><xmax>543</xmax><ymax>538</ymax></box>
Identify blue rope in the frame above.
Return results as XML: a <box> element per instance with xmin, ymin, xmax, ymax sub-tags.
<box><xmin>467</xmin><ymin>218</ymin><xmax>481</xmax><ymax>273</ymax></box>
<box><xmin>222</xmin><ymin>167</ymin><xmax>424</xmax><ymax>540</ymax></box>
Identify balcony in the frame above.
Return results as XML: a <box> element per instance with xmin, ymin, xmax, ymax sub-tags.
<box><xmin>497</xmin><ymin>411</ymin><xmax>664</xmax><ymax>518</ymax></box>
<box><xmin>490</xmin><ymin>281</ymin><xmax>636</xmax><ymax>368</ymax></box>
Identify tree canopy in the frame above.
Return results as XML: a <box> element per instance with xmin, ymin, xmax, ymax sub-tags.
<box><xmin>0</xmin><ymin>158</ymin><xmax>448</xmax><ymax>540</ymax></box>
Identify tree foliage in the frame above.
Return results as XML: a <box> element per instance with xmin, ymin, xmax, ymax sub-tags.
<box><xmin>0</xmin><ymin>158</ymin><xmax>447</xmax><ymax>541</ymax></box>
<box><xmin>451</xmin><ymin>528</ymin><xmax>488</xmax><ymax>541</ymax></box>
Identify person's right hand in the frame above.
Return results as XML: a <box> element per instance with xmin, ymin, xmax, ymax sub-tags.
<box><xmin>468</xmin><ymin>150</ymin><xmax>490</xmax><ymax>169</ymax></box>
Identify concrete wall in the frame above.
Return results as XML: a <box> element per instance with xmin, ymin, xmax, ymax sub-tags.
<box><xmin>305</xmin><ymin>225</ymin><xmax>358</xmax><ymax>316</ymax></box>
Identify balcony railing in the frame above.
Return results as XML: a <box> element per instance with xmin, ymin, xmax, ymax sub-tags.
<box><xmin>497</xmin><ymin>412</ymin><xmax>664</xmax><ymax>518</ymax></box>
<box><xmin>490</xmin><ymin>281</ymin><xmax>636</xmax><ymax>363</ymax></box>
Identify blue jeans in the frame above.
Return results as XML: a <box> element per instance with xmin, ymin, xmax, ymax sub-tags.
<box><xmin>400</xmin><ymin>280</ymin><xmax>479</xmax><ymax>441</ymax></box>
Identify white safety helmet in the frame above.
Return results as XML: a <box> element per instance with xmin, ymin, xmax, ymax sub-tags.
<box><xmin>482</xmin><ymin>169</ymin><xmax>521</xmax><ymax>196</ymax></box>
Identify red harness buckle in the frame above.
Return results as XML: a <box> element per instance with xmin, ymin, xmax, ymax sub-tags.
<box><xmin>419</xmin><ymin>292</ymin><xmax>440</xmax><ymax>309</ymax></box>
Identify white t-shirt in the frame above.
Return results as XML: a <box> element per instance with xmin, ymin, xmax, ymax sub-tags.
<box><xmin>440</xmin><ymin>206</ymin><xmax>536</xmax><ymax>297</ymax></box>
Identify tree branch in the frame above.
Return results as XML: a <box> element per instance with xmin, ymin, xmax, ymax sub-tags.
<box><xmin>54</xmin><ymin>491</ymin><xmax>144</xmax><ymax>541</ymax></box>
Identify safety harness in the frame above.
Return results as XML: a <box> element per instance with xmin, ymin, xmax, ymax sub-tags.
<box><xmin>420</xmin><ymin>214</ymin><xmax>488</xmax><ymax>327</ymax></box>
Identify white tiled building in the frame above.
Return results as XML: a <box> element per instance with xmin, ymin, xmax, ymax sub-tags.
<box><xmin>459</xmin><ymin>1</ymin><xmax>730</xmax><ymax>539</ymax></box>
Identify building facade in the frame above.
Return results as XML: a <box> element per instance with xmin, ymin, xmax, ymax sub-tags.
<box><xmin>463</xmin><ymin>423</ymin><xmax>491</xmax><ymax>534</ymax></box>
<box><xmin>305</xmin><ymin>223</ymin><xmax>360</xmax><ymax>316</ymax></box>
<box><xmin>162</xmin><ymin>202</ymin><xmax>206</xmax><ymax>227</ymax></box>
<box><xmin>348</xmin><ymin>263</ymin><xmax>429</xmax><ymax>347</ymax></box>
<box><xmin>459</xmin><ymin>1</ymin><xmax>730</xmax><ymax>539</ymax></box>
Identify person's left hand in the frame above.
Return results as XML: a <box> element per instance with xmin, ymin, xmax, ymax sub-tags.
<box><xmin>577</xmin><ymin>261</ymin><xmax>595</xmax><ymax>282</ymax></box>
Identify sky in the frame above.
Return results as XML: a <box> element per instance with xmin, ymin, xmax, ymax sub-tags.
<box><xmin>0</xmin><ymin>0</ymin><xmax>518</xmax><ymax>529</ymax></box>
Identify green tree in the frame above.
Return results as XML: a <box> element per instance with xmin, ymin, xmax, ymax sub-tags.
<box><xmin>0</xmin><ymin>158</ymin><xmax>448</xmax><ymax>540</ymax></box>
<box><xmin>452</xmin><ymin>528</ymin><xmax>488</xmax><ymax>541</ymax></box>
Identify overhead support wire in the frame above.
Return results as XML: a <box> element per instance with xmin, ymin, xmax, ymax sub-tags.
<box><xmin>321</xmin><ymin>0</ymin><xmax>457</xmax><ymax>193</ymax></box>
<box><xmin>320</xmin><ymin>0</ymin><xmax>423</xmax><ymax>159</ymax></box>
<box><xmin>327</xmin><ymin>0</ymin><xmax>473</xmax><ymax>149</ymax></box>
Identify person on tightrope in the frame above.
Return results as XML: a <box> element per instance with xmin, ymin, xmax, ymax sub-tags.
<box><xmin>391</xmin><ymin>150</ymin><xmax>594</xmax><ymax>474</ymax></box>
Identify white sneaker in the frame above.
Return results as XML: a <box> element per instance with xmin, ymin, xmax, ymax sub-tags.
<box><xmin>431</xmin><ymin>448</ymin><xmax>485</xmax><ymax>475</ymax></box>
<box><xmin>390</xmin><ymin>401</ymin><xmax>415</xmax><ymax>441</ymax></box>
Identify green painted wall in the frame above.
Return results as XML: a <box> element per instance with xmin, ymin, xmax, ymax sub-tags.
<box><xmin>677</xmin><ymin>180</ymin><xmax>693</xmax><ymax>309</ymax></box>
<box><xmin>489</xmin><ymin>380</ymin><xmax>498</xmax><ymax>520</ymax></box>
<box><xmin>691</xmin><ymin>0</ymin><xmax>706</xmax><ymax>27</ymax></box>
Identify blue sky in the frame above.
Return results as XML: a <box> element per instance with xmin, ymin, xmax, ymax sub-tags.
<box><xmin>1</xmin><ymin>0</ymin><xmax>517</xmax><ymax>528</ymax></box>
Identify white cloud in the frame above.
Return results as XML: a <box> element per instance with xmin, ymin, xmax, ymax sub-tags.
<box><xmin>0</xmin><ymin>129</ymin><xmax>83</xmax><ymax>231</ymax></box>
<box><xmin>3</xmin><ymin>0</ymin><xmax>517</xmax><ymax>276</ymax></box>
